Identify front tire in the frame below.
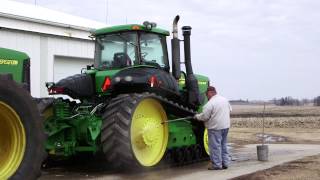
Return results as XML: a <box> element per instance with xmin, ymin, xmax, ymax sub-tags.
<box><xmin>0</xmin><ymin>76</ymin><xmax>46</xmax><ymax>180</ymax></box>
<box><xmin>101</xmin><ymin>93</ymin><xmax>169</xmax><ymax>169</ymax></box>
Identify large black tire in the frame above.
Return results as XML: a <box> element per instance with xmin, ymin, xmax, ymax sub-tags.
<box><xmin>35</xmin><ymin>97</ymin><xmax>54</xmax><ymax>123</ymax></box>
<box><xmin>101</xmin><ymin>93</ymin><xmax>168</xmax><ymax>169</ymax></box>
<box><xmin>0</xmin><ymin>76</ymin><xmax>46</xmax><ymax>180</ymax></box>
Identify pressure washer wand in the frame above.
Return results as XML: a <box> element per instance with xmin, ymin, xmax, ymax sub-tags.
<box><xmin>161</xmin><ymin>116</ymin><xmax>193</xmax><ymax>124</ymax></box>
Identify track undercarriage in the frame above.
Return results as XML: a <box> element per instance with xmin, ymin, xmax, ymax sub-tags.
<box><xmin>43</xmin><ymin>92</ymin><xmax>209</xmax><ymax>169</ymax></box>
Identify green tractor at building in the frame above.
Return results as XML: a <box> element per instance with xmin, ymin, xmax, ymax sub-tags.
<box><xmin>0</xmin><ymin>15</ymin><xmax>210</xmax><ymax>179</ymax></box>
<box><xmin>0</xmin><ymin>48</ymin><xmax>46</xmax><ymax>179</ymax></box>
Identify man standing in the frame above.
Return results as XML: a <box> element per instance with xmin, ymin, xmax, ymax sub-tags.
<box><xmin>194</xmin><ymin>86</ymin><xmax>232</xmax><ymax>170</ymax></box>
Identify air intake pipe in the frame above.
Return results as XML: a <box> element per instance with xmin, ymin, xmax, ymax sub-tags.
<box><xmin>171</xmin><ymin>15</ymin><xmax>181</xmax><ymax>80</ymax></box>
<box><xmin>182</xmin><ymin>26</ymin><xmax>200</xmax><ymax>106</ymax></box>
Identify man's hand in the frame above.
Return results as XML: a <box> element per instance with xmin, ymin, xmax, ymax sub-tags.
<box><xmin>193</xmin><ymin>114</ymin><xmax>199</xmax><ymax>120</ymax></box>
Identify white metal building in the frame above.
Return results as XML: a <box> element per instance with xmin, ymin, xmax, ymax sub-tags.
<box><xmin>0</xmin><ymin>0</ymin><xmax>106</xmax><ymax>97</ymax></box>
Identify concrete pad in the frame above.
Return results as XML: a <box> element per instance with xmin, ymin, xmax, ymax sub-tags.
<box><xmin>169</xmin><ymin>144</ymin><xmax>320</xmax><ymax>180</ymax></box>
<box><xmin>40</xmin><ymin>144</ymin><xmax>320</xmax><ymax>180</ymax></box>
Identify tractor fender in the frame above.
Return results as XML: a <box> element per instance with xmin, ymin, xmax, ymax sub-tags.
<box><xmin>110</xmin><ymin>67</ymin><xmax>180</xmax><ymax>98</ymax></box>
<box><xmin>53</xmin><ymin>74</ymin><xmax>95</xmax><ymax>99</ymax></box>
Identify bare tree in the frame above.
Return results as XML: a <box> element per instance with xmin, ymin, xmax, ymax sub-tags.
<box><xmin>274</xmin><ymin>96</ymin><xmax>301</xmax><ymax>106</ymax></box>
<box><xmin>314</xmin><ymin>96</ymin><xmax>320</xmax><ymax>106</ymax></box>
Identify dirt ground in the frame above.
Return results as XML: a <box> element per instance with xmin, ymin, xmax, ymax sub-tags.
<box><xmin>228</xmin><ymin>128</ymin><xmax>320</xmax><ymax>179</ymax></box>
<box><xmin>229</xmin><ymin>105</ymin><xmax>320</xmax><ymax>179</ymax></box>
<box><xmin>233</xmin><ymin>155</ymin><xmax>320</xmax><ymax>180</ymax></box>
<box><xmin>229</xmin><ymin>128</ymin><xmax>320</xmax><ymax>145</ymax></box>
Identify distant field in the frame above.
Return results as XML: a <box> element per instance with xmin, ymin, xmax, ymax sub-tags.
<box><xmin>230</xmin><ymin>105</ymin><xmax>320</xmax><ymax>128</ymax></box>
<box><xmin>231</xmin><ymin>104</ymin><xmax>320</xmax><ymax>117</ymax></box>
<box><xmin>229</xmin><ymin>104</ymin><xmax>320</xmax><ymax>145</ymax></box>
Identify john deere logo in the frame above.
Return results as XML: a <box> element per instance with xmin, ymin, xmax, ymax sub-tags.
<box><xmin>0</xmin><ymin>59</ymin><xmax>19</xmax><ymax>65</ymax></box>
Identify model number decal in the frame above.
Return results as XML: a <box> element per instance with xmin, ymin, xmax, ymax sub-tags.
<box><xmin>0</xmin><ymin>59</ymin><xmax>19</xmax><ymax>65</ymax></box>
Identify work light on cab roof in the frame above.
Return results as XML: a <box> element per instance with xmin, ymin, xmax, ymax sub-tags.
<box><xmin>143</xmin><ymin>21</ymin><xmax>157</xmax><ymax>30</ymax></box>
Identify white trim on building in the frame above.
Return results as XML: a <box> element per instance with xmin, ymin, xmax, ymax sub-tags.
<box><xmin>0</xmin><ymin>0</ymin><xmax>106</xmax><ymax>35</ymax></box>
<box><xmin>0</xmin><ymin>0</ymin><xmax>107</xmax><ymax>97</ymax></box>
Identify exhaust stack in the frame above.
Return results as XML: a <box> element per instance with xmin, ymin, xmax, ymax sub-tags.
<box><xmin>171</xmin><ymin>15</ymin><xmax>181</xmax><ymax>80</ymax></box>
<box><xmin>182</xmin><ymin>26</ymin><xmax>200</xmax><ymax>106</ymax></box>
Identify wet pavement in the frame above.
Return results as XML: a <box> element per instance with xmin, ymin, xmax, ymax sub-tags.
<box><xmin>39</xmin><ymin>144</ymin><xmax>320</xmax><ymax>180</ymax></box>
<box><xmin>256</xmin><ymin>133</ymin><xmax>288</xmax><ymax>143</ymax></box>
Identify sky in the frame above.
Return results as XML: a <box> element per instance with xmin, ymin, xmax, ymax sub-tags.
<box><xmin>13</xmin><ymin>0</ymin><xmax>320</xmax><ymax>100</ymax></box>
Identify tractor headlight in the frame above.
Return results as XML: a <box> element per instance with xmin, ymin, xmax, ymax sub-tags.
<box><xmin>114</xmin><ymin>76</ymin><xmax>121</xmax><ymax>82</ymax></box>
<box><xmin>124</xmin><ymin>76</ymin><xmax>133</xmax><ymax>82</ymax></box>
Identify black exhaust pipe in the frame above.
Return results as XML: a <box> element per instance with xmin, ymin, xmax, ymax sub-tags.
<box><xmin>182</xmin><ymin>26</ymin><xmax>200</xmax><ymax>106</ymax></box>
<box><xmin>182</xmin><ymin>26</ymin><xmax>193</xmax><ymax>76</ymax></box>
<box><xmin>171</xmin><ymin>15</ymin><xmax>181</xmax><ymax>80</ymax></box>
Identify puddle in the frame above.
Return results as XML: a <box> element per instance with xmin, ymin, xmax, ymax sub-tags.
<box><xmin>256</xmin><ymin>133</ymin><xmax>288</xmax><ymax>143</ymax></box>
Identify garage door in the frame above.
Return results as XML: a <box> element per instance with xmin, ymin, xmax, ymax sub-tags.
<box><xmin>54</xmin><ymin>56</ymin><xmax>93</xmax><ymax>82</ymax></box>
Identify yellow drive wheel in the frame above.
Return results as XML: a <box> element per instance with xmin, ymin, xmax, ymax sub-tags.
<box><xmin>101</xmin><ymin>93</ymin><xmax>169</xmax><ymax>169</ymax></box>
<box><xmin>0</xmin><ymin>102</ymin><xmax>26</xmax><ymax>179</ymax></box>
<box><xmin>204</xmin><ymin>129</ymin><xmax>209</xmax><ymax>155</ymax></box>
<box><xmin>131</xmin><ymin>98</ymin><xmax>168</xmax><ymax>166</ymax></box>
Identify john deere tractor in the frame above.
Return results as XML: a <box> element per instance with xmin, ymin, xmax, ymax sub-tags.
<box><xmin>43</xmin><ymin>15</ymin><xmax>210</xmax><ymax>168</ymax></box>
<box><xmin>0</xmin><ymin>15</ymin><xmax>210</xmax><ymax>179</ymax></box>
<box><xmin>0</xmin><ymin>48</ymin><xmax>45</xmax><ymax>179</ymax></box>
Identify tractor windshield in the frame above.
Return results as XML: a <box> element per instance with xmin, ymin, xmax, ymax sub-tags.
<box><xmin>94</xmin><ymin>31</ymin><xmax>169</xmax><ymax>70</ymax></box>
<box><xmin>95</xmin><ymin>32</ymin><xmax>138</xmax><ymax>69</ymax></box>
<box><xmin>139</xmin><ymin>33</ymin><xmax>168</xmax><ymax>69</ymax></box>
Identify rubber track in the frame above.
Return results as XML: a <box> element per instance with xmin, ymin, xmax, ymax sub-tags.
<box><xmin>101</xmin><ymin>92</ymin><xmax>209</xmax><ymax>170</ymax></box>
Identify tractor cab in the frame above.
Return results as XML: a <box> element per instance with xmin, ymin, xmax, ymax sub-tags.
<box><xmin>48</xmin><ymin>18</ymin><xmax>204</xmax><ymax>107</ymax></box>
<box><xmin>93</xmin><ymin>24</ymin><xmax>170</xmax><ymax>72</ymax></box>
<box><xmin>91</xmin><ymin>20</ymin><xmax>203</xmax><ymax>107</ymax></box>
<box><xmin>90</xmin><ymin>23</ymin><xmax>186</xmax><ymax>100</ymax></box>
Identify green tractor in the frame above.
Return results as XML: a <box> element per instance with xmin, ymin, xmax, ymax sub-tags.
<box><xmin>0</xmin><ymin>48</ymin><xmax>46</xmax><ymax>179</ymax></box>
<box><xmin>43</xmin><ymin>15</ymin><xmax>210</xmax><ymax>168</ymax></box>
<box><xmin>0</xmin><ymin>15</ymin><xmax>210</xmax><ymax>179</ymax></box>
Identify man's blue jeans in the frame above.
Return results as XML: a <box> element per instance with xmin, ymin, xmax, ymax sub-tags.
<box><xmin>208</xmin><ymin>128</ymin><xmax>230</xmax><ymax>168</ymax></box>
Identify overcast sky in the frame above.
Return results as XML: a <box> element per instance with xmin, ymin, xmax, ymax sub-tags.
<box><xmin>14</xmin><ymin>0</ymin><xmax>320</xmax><ymax>100</ymax></box>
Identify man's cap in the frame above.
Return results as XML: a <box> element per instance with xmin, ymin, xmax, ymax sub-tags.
<box><xmin>207</xmin><ymin>86</ymin><xmax>216</xmax><ymax>92</ymax></box>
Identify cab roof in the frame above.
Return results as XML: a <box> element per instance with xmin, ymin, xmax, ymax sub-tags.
<box><xmin>93</xmin><ymin>24</ymin><xmax>170</xmax><ymax>36</ymax></box>
<box><xmin>0</xmin><ymin>47</ymin><xmax>29</xmax><ymax>61</ymax></box>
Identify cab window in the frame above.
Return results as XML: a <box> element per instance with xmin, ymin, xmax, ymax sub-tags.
<box><xmin>139</xmin><ymin>33</ymin><xmax>168</xmax><ymax>69</ymax></box>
